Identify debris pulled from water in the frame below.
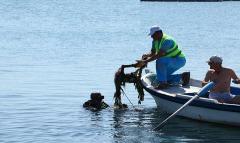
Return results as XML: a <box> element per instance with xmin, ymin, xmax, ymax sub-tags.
<box><xmin>114</xmin><ymin>63</ymin><xmax>146</xmax><ymax>109</ymax></box>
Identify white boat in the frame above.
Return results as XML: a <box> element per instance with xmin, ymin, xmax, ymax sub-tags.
<box><xmin>141</xmin><ymin>72</ymin><xmax>240</xmax><ymax>126</ymax></box>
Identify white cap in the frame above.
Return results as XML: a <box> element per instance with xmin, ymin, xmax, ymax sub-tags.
<box><xmin>148</xmin><ymin>25</ymin><xmax>162</xmax><ymax>36</ymax></box>
<box><xmin>207</xmin><ymin>55</ymin><xmax>223</xmax><ymax>64</ymax></box>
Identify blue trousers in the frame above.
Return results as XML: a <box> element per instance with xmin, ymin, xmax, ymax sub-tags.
<box><xmin>156</xmin><ymin>57</ymin><xmax>186</xmax><ymax>84</ymax></box>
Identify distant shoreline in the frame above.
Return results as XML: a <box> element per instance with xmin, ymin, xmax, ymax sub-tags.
<box><xmin>140</xmin><ymin>0</ymin><xmax>239</xmax><ymax>2</ymax></box>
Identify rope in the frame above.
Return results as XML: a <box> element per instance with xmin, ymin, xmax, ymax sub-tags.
<box><xmin>122</xmin><ymin>89</ymin><xmax>135</xmax><ymax>108</ymax></box>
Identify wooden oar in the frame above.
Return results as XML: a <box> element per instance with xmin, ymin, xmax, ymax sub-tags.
<box><xmin>153</xmin><ymin>82</ymin><xmax>215</xmax><ymax>131</ymax></box>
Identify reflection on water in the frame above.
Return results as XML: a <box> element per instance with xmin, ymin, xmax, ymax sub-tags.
<box><xmin>109</xmin><ymin>107</ymin><xmax>240</xmax><ymax>143</ymax></box>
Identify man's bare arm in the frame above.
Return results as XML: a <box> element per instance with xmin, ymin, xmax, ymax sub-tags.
<box><xmin>144</xmin><ymin>50</ymin><xmax>164</xmax><ymax>63</ymax></box>
<box><xmin>202</xmin><ymin>71</ymin><xmax>211</xmax><ymax>87</ymax></box>
<box><xmin>137</xmin><ymin>50</ymin><xmax>165</xmax><ymax>66</ymax></box>
<box><xmin>230</xmin><ymin>69</ymin><xmax>240</xmax><ymax>84</ymax></box>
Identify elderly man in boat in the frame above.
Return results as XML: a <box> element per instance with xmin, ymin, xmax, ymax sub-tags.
<box><xmin>202</xmin><ymin>56</ymin><xmax>240</xmax><ymax>104</ymax></box>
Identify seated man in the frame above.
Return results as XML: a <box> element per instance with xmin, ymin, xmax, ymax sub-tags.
<box><xmin>83</xmin><ymin>92</ymin><xmax>109</xmax><ymax>110</ymax></box>
<box><xmin>202</xmin><ymin>56</ymin><xmax>240</xmax><ymax>104</ymax></box>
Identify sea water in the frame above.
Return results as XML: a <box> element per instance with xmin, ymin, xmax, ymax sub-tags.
<box><xmin>0</xmin><ymin>0</ymin><xmax>240</xmax><ymax>142</ymax></box>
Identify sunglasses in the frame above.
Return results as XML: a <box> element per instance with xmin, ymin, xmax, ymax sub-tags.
<box><xmin>208</xmin><ymin>62</ymin><xmax>213</xmax><ymax>65</ymax></box>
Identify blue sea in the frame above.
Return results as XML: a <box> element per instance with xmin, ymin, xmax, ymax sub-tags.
<box><xmin>0</xmin><ymin>0</ymin><xmax>240</xmax><ymax>142</ymax></box>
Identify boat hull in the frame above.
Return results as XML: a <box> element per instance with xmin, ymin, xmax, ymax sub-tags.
<box><xmin>152</xmin><ymin>94</ymin><xmax>240</xmax><ymax>126</ymax></box>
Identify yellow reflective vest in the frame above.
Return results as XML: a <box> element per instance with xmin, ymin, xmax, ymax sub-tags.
<box><xmin>152</xmin><ymin>33</ymin><xmax>185</xmax><ymax>58</ymax></box>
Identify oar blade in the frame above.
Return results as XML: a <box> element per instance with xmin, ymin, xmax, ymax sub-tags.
<box><xmin>197</xmin><ymin>82</ymin><xmax>215</xmax><ymax>96</ymax></box>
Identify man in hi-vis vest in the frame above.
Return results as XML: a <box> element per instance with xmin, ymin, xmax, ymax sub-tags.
<box><xmin>137</xmin><ymin>25</ymin><xmax>190</xmax><ymax>89</ymax></box>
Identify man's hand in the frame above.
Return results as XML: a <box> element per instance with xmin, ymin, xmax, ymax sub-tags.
<box><xmin>142</xmin><ymin>54</ymin><xmax>149</xmax><ymax>60</ymax></box>
<box><xmin>135</xmin><ymin>60</ymin><xmax>147</xmax><ymax>68</ymax></box>
<box><xmin>232</xmin><ymin>79</ymin><xmax>240</xmax><ymax>84</ymax></box>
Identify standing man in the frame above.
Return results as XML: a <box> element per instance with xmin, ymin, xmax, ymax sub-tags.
<box><xmin>202</xmin><ymin>56</ymin><xmax>240</xmax><ymax>104</ymax></box>
<box><xmin>137</xmin><ymin>25</ymin><xmax>189</xmax><ymax>89</ymax></box>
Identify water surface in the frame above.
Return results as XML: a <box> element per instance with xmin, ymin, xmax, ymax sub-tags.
<box><xmin>0</xmin><ymin>0</ymin><xmax>240</xmax><ymax>142</ymax></box>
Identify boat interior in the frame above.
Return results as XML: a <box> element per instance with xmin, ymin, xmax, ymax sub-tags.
<box><xmin>142</xmin><ymin>73</ymin><xmax>240</xmax><ymax>99</ymax></box>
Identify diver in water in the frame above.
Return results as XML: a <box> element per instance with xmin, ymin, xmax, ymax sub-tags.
<box><xmin>83</xmin><ymin>92</ymin><xmax>109</xmax><ymax>110</ymax></box>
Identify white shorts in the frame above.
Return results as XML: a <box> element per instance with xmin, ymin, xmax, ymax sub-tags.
<box><xmin>209</xmin><ymin>92</ymin><xmax>235</xmax><ymax>102</ymax></box>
